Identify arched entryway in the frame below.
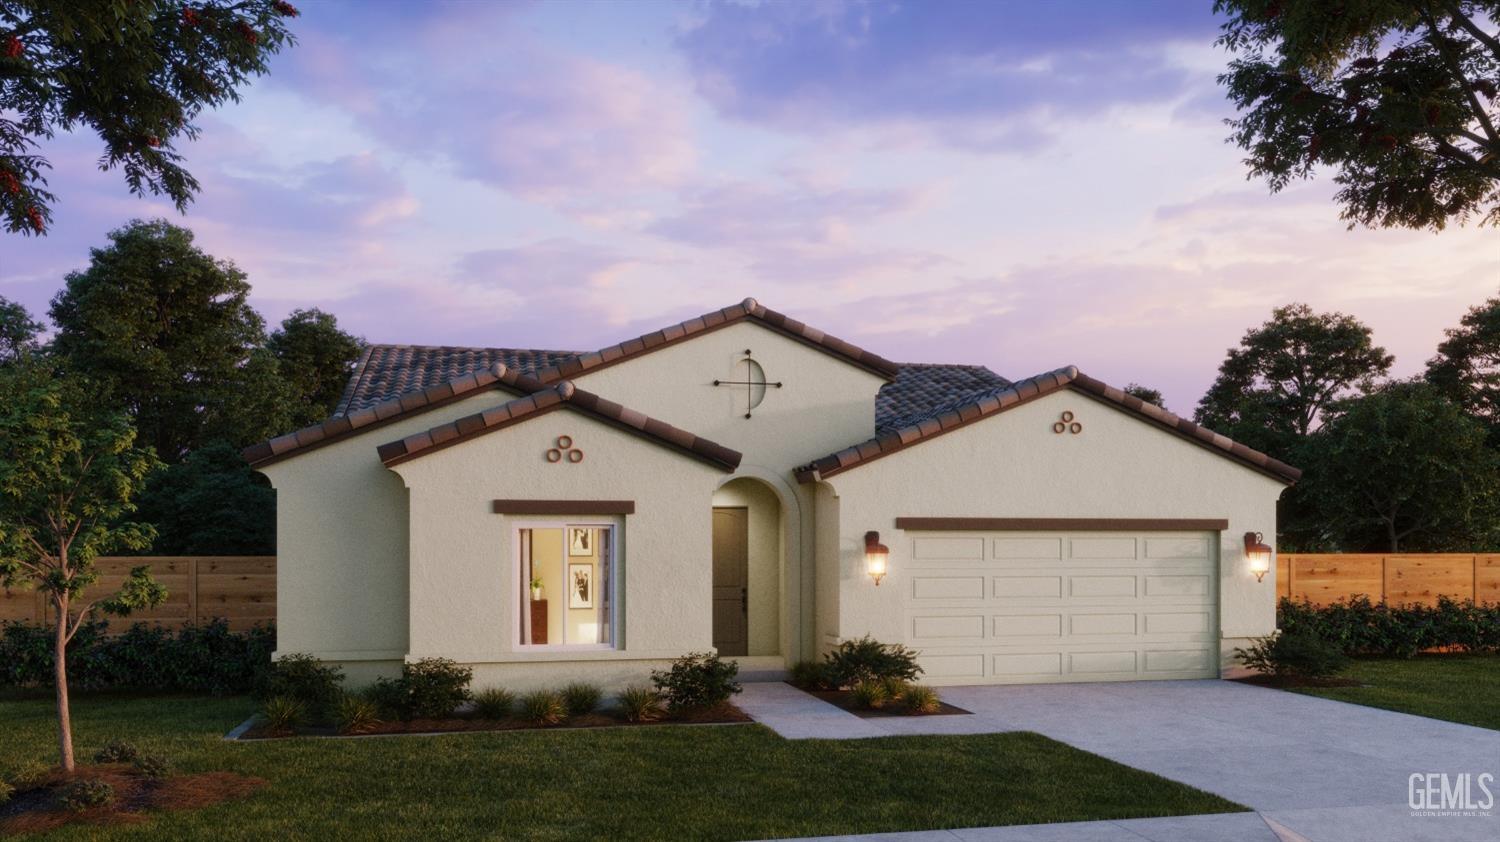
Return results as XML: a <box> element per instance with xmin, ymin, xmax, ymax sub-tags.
<box><xmin>711</xmin><ymin>477</ymin><xmax>783</xmax><ymax>657</ymax></box>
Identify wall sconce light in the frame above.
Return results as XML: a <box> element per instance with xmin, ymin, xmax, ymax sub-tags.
<box><xmin>864</xmin><ymin>531</ymin><xmax>889</xmax><ymax>586</ymax></box>
<box><xmin>1243</xmin><ymin>531</ymin><xmax>1272</xmax><ymax>582</ymax></box>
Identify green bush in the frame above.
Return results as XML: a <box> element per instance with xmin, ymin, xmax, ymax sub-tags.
<box><xmin>616</xmin><ymin>685</ymin><xmax>664</xmax><ymax>723</ymax></box>
<box><xmin>788</xmin><ymin>660</ymin><xmax>829</xmax><ymax>690</ymax></box>
<box><xmin>58</xmin><ymin>778</ymin><xmax>115</xmax><ymax>812</ymax></box>
<box><xmin>520</xmin><ymin>689</ymin><xmax>568</xmax><ymax>726</ymax></box>
<box><xmin>255</xmin><ymin>654</ymin><xmax>344</xmax><ymax>720</ymax></box>
<box><xmin>262</xmin><ymin>695</ymin><xmax>305</xmax><ymax>732</ymax></box>
<box><xmin>823</xmin><ymin>636</ymin><xmax>923</xmax><ymax>689</ymax></box>
<box><xmin>1277</xmin><ymin>596</ymin><xmax>1500</xmax><ymax>657</ymax></box>
<box><xmin>651</xmin><ymin>652</ymin><xmax>742</xmax><ymax>712</ymax></box>
<box><xmin>472</xmin><ymin>687</ymin><xmax>514</xmax><ymax>719</ymax></box>
<box><xmin>93</xmin><ymin>739</ymin><xmax>140</xmax><ymax>764</ymax></box>
<box><xmin>848</xmin><ymin>680</ymin><xmax>889</xmax><ymax>710</ymax></box>
<box><xmin>562</xmin><ymin>682</ymin><xmax>603</xmax><ymax>716</ymax></box>
<box><xmin>370</xmin><ymin>658</ymin><xmax>473</xmax><ymax>720</ymax></box>
<box><xmin>335</xmin><ymin>693</ymin><xmax>381</xmax><ymax>735</ymax></box>
<box><xmin>4</xmin><ymin>760</ymin><xmax>50</xmax><ymax>790</ymax></box>
<box><xmin>133</xmin><ymin>753</ymin><xmax>170</xmax><ymax>779</ymax></box>
<box><xmin>1236</xmin><ymin>627</ymin><xmax>1351</xmax><ymax>678</ymax></box>
<box><xmin>903</xmin><ymin>685</ymin><xmax>942</xmax><ymax>714</ymax></box>
<box><xmin>0</xmin><ymin>618</ymin><xmax>274</xmax><ymax>694</ymax></box>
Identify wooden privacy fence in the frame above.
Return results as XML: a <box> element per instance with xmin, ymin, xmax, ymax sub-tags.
<box><xmin>0</xmin><ymin>557</ymin><xmax>275</xmax><ymax>632</ymax></box>
<box><xmin>1277</xmin><ymin>553</ymin><xmax>1500</xmax><ymax>606</ymax></box>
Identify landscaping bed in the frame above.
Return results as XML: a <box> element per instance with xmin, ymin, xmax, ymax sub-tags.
<box><xmin>0</xmin><ymin>759</ymin><xmax>264</xmax><ymax>835</ymax></box>
<box><xmin>239</xmin><ymin>702</ymin><xmax>751</xmax><ymax>739</ymax></box>
<box><xmin>796</xmin><ymin>686</ymin><xmax>971</xmax><ymax>718</ymax></box>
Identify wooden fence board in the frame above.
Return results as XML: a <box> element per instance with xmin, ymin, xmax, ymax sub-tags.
<box><xmin>1478</xmin><ymin>555</ymin><xmax>1500</xmax><ymax>604</ymax></box>
<box><xmin>1283</xmin><ymin>553</ymin><xmax>1495</xmax><ymax>606</ymax></box>
<box><xmin>0</xmin><ymin>557</ymin><xmax>275</xmax><ymax>632</ymax></box>
<box><xmin>1291</xmin><ymin>555</ymin><xmax>1384</xmax><ymax>605</ymax></box>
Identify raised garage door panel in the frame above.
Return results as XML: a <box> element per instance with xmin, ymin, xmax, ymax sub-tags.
<box><xmin>903</xmin><ymin>530</ymin><xmax>1219</xmax><ymax>685</ymax></box>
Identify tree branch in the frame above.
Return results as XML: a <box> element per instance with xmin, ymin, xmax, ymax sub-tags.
<box><xmin>1420</xmin><ymin>4</ymin><xmax>1500</xmax><ymax>148</ymax></box>
<box><xmin>1435</xmin><ymin>0</ymin><xmax>1500</xmax><ymax>64</ymax></box>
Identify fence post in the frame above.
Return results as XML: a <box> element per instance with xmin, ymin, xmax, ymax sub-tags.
<box><xmin>187</xmin><ymin>558</ymin><xmax>199</xmax><ymax>627</ymax></box>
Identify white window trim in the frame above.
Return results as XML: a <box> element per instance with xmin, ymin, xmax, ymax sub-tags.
<box><xmin>513</xmin><ymin>520</ymin><xmax>619</xmax><ymax>652</ymax></box>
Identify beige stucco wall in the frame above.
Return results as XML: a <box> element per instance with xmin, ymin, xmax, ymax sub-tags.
<box><xmin>256</xmin><ymin>389</ymin><xmax>521</xmax><ymax>662</ymax></box>
<box><xmin>712</xmin><ymin>478</ymin><xmax>783</xmax><ymax>656</ymax></box>
<box><xmin>388</xmin><ymin>407</ymin><xmax>728</xmax><ymax>691</ymax></box>
<box><xmin>817</xmin><ymin>388</ymin><xmax>1289</xmax><ymax>671</ymax></box>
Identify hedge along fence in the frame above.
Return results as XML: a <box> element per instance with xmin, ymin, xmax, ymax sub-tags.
<box><xmin>1276</xmin><ymin>553</ymin><xmax>1500</xmax><ymax>607</ymax></box>
<box><xmin>0</xmin><ymin>556</ymin><xmax>275</xmax><ymax>632</ymax></box>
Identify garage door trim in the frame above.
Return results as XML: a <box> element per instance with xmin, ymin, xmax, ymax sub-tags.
<box><xmin>894</xmin><ymin>517</ymin><xmax>1229</xmax><ymax>531</ymax></box>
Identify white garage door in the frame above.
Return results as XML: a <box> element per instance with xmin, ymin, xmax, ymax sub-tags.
<box><xmin>901</xmin><ymin>530</ymin><xmax>1219</xmax><ymax>684</ymax></box>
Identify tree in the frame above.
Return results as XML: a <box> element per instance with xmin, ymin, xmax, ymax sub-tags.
<box><xmin>0</xmin><ymin>0</ymin><xmax>298</xmax><ymax>235</ymax></box>
<box><xmin>135</xmin><ymin>441</ymin><xmax>274</xmax><ymax>555</ymax></box>
<box><xmin>0</xmin><ymin>293</ymin><xmax>41</xmax><ymax>362</ymax></box>
<box><xmin>268</xmin><ymin>308</ymin><xmax>365</xmax><ymax>427</ymax></box>
<box><xmin>49</xmin><ymin>219</ymin><xmax>293</xmax><ymax>460</ymax></box>
<box><xmin>1124</xmin><ymin>383</ymin><xmax>1166</xmax><ymax>409</ymax></box>
<box><xmin>1195</xmin><ymin>303</ymin><xmax>1393</xmax><ymax>458</ymax></box>
<box><xmin>1426</xmin><ymin>294</ymin><xmax>1500</xmax><ymax>436</ymax></box>
<box><xmin>1216</xmin><ymin>0</ymin><xmax>1500</xmax><ymax>230</ymax></box>
<box><xmin>0</xmin><ymin>365</ymin><xmax>164</xmax><ymax>771</ymax></box>
<box><xmin>1292</xmin><ymin>382</ymin><xmax>1500</xmax><ymax>552</ymax></box>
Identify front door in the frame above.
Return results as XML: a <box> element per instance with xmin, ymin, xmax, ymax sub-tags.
<box><xmin>711</xmin><ymin>507</ymin><xmax>749</xmax><ymax>656</ymax></box>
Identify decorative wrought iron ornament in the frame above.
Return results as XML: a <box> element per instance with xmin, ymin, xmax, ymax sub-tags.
<box><xmin>713</xmin><ymin>349</ymin><xmax>783</xmax><ymax>419</ymax></box>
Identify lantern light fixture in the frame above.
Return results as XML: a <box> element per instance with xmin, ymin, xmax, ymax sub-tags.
<box><xmin>864</xmin><ymin>531</ymin><xmax>889</xmax><ymax>586</ymax></box>
<box><xmin>1243</xmin><ymin>531</ymin><xmax>1272</xmax><ymax>582</ymax></box>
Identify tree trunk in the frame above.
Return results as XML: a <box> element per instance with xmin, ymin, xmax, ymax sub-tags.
<box><xmin>53</xmin><ymin>594</ymin><xmax>75</xmax><ymax>773</ymax></box>
<box><xmin>1387</xmin><ymin>518</ymin><xmax>1400</xmax><ymax>554</ymax></box>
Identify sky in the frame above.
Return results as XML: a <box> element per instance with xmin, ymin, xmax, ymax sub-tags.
<box><xmin>2</xmin><ymin>0</ymin><xmax>1495</xmax><ymax>414</ymax></box>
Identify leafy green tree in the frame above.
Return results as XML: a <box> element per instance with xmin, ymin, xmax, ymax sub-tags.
<box><xmin>1124</xmin><ymin>383</ymin><xmax>1166</xmax><ymax>410</ymax></box>
<box><xmin>1426</xmin><ymin>294</ymin><xmax>1500</xmax><ymax>436</ymax></box>
<box><xmin>1195</xmin><ymin>303</ymin><xmax>1393</xmax><ymax>458</ymax></box>
<box><xmin>135</xmin><ymin>441</ymin><xmax>274</xmax><ymax>555</ymax></box>
<box><xmin>1291</xmin><ymin>381</ymin><xmax>1500</xmax><ymax>552</ymax></box>
<box><xmin>49</xmin><ymin>219</ymin><xmax>293</xmax><ymax>460</ymax></box>
<box><xmin>1216</xmin><ymin>0</ymin><xmax>1500</xmax><ymax>230</ymax></box>
<box><xmin>0</xmin><ymin>293</ymin><xmax>42</xmax><ymax>362</ymax></box>
<box><xmin>0</xmin><ymin>365</ymin><xmax>164</xmax><ymax>771</ymax></box>
<box><xmin>268</xmin><ymin>308</ymin><xmax>366</xmax><ymax>427</ymax></box>
<box><xmin>0</xmin><ymin>0</ymin><xmax>299</xmax><ymax>235</ymax></box>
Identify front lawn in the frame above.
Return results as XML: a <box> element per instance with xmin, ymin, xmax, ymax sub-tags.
<box><xmin>1</xmin><ymin>692</ymin><xmax>1243</xmax><ymax>840</ymax></box>
<box><xmin>1290</xmin><ymin>653</ymin><xmax>1500</xmax><ymax>730</ymax></box>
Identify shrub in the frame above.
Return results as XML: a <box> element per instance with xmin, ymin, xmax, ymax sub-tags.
<box><xmin>616</xmin><ymin>685</ymin><xmax>664</xmax><ymax>723</ymax></box>
<box><xmin>336</xmin><ymin>693</ymin><xmax>381</xmax><ymax>735</ymax></box>
<box><xmin>1277</xmin><ymin>596</ymin><xmax>1500</xmax><ymax>658</ymax></box>
<box><xmin>4</xmin><ymin>760</ymin><xmax>50</xmax><ymax>790</ymax></box>
<box><xmin>520</xmin><ymin>689</ymin><xmax>568</xmax><ymax>726</ymax></box>
<box><xmin>562</xmin><ymin>682</ymin><xmax>603</xmax><ymax>716</ymax></box>
<box><xmin>133</xmin><ymin>754</ymin><xmax>170</xmax><ymax>779</ymax></box>
<box><xmin>472</xmin><ymin>687</ymin><xmax>515</xmax><ymax>719</ymax></box>
<box><xmin>58</xmin><ymin>778</ymin><xmax>115</xmax><ymax>812</ymax></box>
<box><xmin>823</xmin><ymin>636</ymin><xmax>923</xmax><ymax>689</ymax></box>
<box><xmin>256</xmin><ymin>654</ymin><xmax>344</xmax><ymax>720</ymax></box>
<box><xmin>262</xmin><ymin>695</ymin><xmax>305</xmax><ymax>732</ymax></box>
<box><xmin>1236</xmin><ymin>627</ymin><xmax>1350</xmax><ymax>678</ymax></box>
<box><xmin>651</xmin><ymin>652</ymin><xmax>742</xmax><ymax>712</ymax></box>
<box><xmin>788</xmin><ymin>660</ymin><xmax>829</xmax><ymax>690</ymax></box>
<box><xmin>369</xmin><ymin>658</ymin><xmax>473</xmax><ymax>720</ymax></box>
<box><xmin>93</xmin><ymin>739</ymin><xmax>140</xmax><ymax>764</ymax></box>
<box><xmin>903</xmin><ymin>685</ymin><xmax>942</xmax><ymax>714</ymax></box>
<box><xmin>879</xmin><ymin>676</ymin><xmax>911</xmax><ymax>701</ymax></box>
<box><xmin>0</xmin><ymin>618</ymin><xmax>274</xmax><ymax>694</ymax></box>
<box><xmin>0</xmin><ymin>780</ymin><xmax>12</xmax><ymax>805</ymax></box>
<box><xmin>848</xmin><ymin>680</ymin><xmax>889</xmax><ymax>710</ymax></box>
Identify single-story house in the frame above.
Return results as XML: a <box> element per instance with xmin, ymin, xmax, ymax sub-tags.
<box><xmin>244</xmin><ymin>298</ymin><xmax>1298</xmax><ymax>689</ymax></box>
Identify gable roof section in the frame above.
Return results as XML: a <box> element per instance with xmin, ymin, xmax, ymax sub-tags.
<box><xmin>877</xmin><ymin>363</ymin><xmax>1012</xmax><ymax>434</ymax></box>
<box><xmin>337</xmin><ymin>345</ymin><xmax>581</xmax><ymax>416</ymax></box>
<box><xmin>530</xmin><ymin>297</ymin><xmax>900</xmax><ymax>383</ymax></box>
<box><xmin>376</xmin><ymin>380</ymin><xmax>742</xmax><ymax>471</ymax></box>
<box><xmin>795</xmin><ymin>366</ymin><xmax>1301</xmax><ymax>485</ymax></box>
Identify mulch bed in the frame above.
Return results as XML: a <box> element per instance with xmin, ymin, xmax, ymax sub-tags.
<box><xmin>240</xmin><ymin>703</ymin><xmax>752</xmax><ymax>739</ymax></box>
<box><xmin>1231</xmin><ymin>674</ymin><xmax>1364</xmax><ymax>689</ymax></box>
<box><xmin>0</xmin><ymin>764</ymin><xmax>265</xmax><ymax>835</ymax></box>
<box><xmin>794</xmin><ymin>685</ymin><xmax>972</xmax><ymax>718</ymax></box>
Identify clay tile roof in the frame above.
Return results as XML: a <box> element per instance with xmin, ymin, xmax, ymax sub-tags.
<box><xmin>337</xmin><ymin>345</ymin><xmax>582</xmax><ymax>416</ymax></box>
<box><xmin>378</xmin><ymin>381</ymin><xmax>742</xmax><ymax>471</ymax></box>
<box><xmin>796</xmin><ymin>366</ymin><xmax>1301</xmax><ymax>485</ymax></box>
<box><xmin>876</xmin><ymin>363</ymin><xmax>1013</xmax><ymax>433</ymax></box>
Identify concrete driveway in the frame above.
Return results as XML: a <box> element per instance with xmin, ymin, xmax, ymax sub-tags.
<box><xmin>737</xmin><ymin>679</ymin><xmax>1499</xmax><ymax>842</ymax></box>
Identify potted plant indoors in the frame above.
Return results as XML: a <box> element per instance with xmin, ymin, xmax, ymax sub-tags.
<box><xmin>530</xmin><ymin>576</ymin><xmax>543</xmax><ymax>601</ymax></box>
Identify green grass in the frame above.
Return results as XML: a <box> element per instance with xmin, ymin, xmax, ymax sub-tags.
<box><xmin>0</xmin><ymin>692</ymin><xmax>1244</xmax><ymax>840</ymax></box>
<box><xmin>1290</xmin><ymin>653</ymin><xmax>1500</xmax><ymax>730</ymax></box>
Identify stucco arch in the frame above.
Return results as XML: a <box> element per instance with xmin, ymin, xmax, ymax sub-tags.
<box><xmin>714</xmin><ymin>464</ymin><xmax>808</xmax><ymax>664</ymax></box>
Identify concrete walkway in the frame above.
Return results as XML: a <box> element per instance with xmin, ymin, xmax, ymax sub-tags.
<box><xmin>737</xmin><ymin>680</ymin><xmax>1499</xmax><ymax>842</ymax></box>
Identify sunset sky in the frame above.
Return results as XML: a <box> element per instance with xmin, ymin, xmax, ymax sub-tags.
<box><xmin>2</xmin><ymin>0</ymin><xmax>1494</xmax><ymax>413</ymax></box>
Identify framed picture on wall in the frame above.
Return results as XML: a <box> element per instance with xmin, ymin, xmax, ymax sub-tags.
<box><xmin>568</xmin><ymin>527</ymin><xmax>592</xmax><ymax>556</ymax></box>
<box><xmin>569</xmin><ymin>563</ymin><xmax>593</xmax><ymax>609</ymax></box>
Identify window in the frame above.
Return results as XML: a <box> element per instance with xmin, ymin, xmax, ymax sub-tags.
<box><xmin>517</xmin><ymin>524</ymin><xmax>614</xmax><ymax>648</ymax></box>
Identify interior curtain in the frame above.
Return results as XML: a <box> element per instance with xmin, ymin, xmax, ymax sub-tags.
<box><xmin>598</xmin><ymin>527</ymin><xmax>612</xmax><ymax>645</ymax></box>
<box><xmin>519</xmin><ymin>528</ymin><xmax>532</xmax><ymax>645</ymax></box>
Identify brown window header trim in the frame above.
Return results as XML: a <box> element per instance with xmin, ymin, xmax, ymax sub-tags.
<box><xmin>493</xmin><ymin>499</ymin><xmax>636</xmax><ymax>515</ymax></box>
<box><xmin>893</xmin><ymin>517</ymin><xmax>1230</xmax><ymax>532</ymax></box>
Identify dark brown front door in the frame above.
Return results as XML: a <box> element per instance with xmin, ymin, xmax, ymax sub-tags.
<box><xmin>712</xmin><ymin>507</ymin><xmax>749</xmax><ymax>656</ymax></box>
